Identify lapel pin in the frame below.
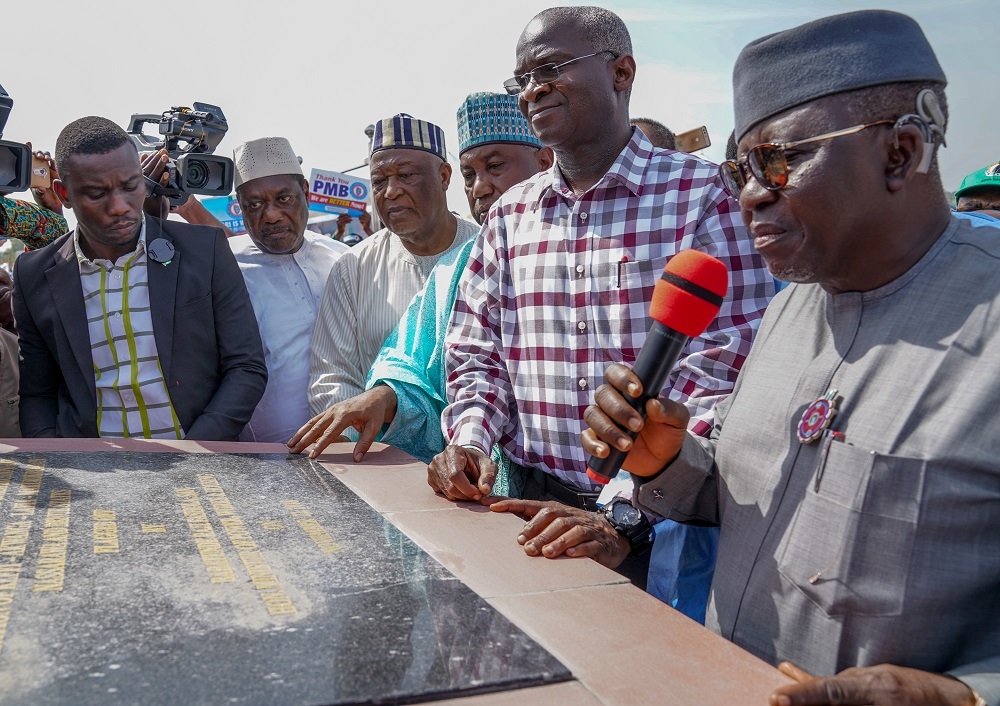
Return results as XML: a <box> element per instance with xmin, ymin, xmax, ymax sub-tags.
<box><xmin>147</xmin><ymin>238</ymin><xmax>175</xmax><ymax>266</ymax></box>
<box><xmin>797</xmin><ymin>388</ymin><xmax>839</xmax><ymax>444</ymax></box>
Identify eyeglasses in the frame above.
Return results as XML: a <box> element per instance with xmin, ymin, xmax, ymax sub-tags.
<box><xmin>503</xmin><ymin>50</ymin><xmax>618</xmax><ymax>96</ymax></box>
<box><xmin>718</xmin><ymin>120</ymin><xmax>895</xmax><ymax>199</ymax></box>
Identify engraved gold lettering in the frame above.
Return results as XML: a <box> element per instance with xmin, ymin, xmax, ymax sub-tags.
<box><xmin>93</xmin><ymin>509</ymin><xmax>120</xmax><ymax>554</ymax></box>
<box><xmin>32</xmin><ymin>489</ymin><xmax>71</xmax><ymax>592</ymax></box>
<box><xmin>281</xmin><ymin>499</ymin><xmax>341</xmax><ymax>555</ymax></box>
<box><xmin>175</xmin><ymin>487</ymin><xmax>237</xmax><ymax>584</ymax></box>
<box><xmin>197</xmin><ymin>475</ymin><xmax>297</xmax><ymax>615</ymax></box>
<box><xmin>0</xmin><ymin>460</ymin><xmax>45</xmax><ymax>655</ymax></box>
<box><xmin>0</xmin><ymin>459</ymin><xmax>16</xmax><ymax>503</ymax></box>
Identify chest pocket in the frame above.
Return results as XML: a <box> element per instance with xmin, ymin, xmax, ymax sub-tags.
<box><xmin>591</xmin><ymin>256</ymin><xmax>667</xmax><ymax>362</ymax></box>
<box><xmin>776</xmin><ymin>435</ymin><xmax>925</xmax><ymax>617</ymax></box>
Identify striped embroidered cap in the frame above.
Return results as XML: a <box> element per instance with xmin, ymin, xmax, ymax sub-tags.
<box><xmin>371</xmin><ymin>114</ymin><xmax>447</xmax><ymax>161</ymax></box>
<box><xmin>457</xmin><ymin>92</ymin><xmax>542</xmax><ymax>155</ymax></box>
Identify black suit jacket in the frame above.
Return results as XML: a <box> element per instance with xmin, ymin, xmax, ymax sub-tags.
<box><xmin>12</xmin><ymin>217</ymin><xmax>267</xmax><ymax>440</ymax></box>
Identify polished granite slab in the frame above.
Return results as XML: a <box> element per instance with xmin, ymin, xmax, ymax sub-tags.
<box><xmin>0</xmin><ymin>452</ymin><xmax>571</xmax><ymax>705</ymax></box>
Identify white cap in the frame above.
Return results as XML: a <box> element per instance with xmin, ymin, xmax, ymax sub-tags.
<box><xmin>233</xmin><ymin>136</ymin><xmax>303</xmax><ymax>189</ymax></box>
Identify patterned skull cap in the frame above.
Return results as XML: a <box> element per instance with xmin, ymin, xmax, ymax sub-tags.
<box><xmin>233</xmin><ymin>137</ymin><xmax>303</xmax><ymax>189</ymax></box>
<box><xmin>456</xmin><ymin>92</ymin><xmax>542</xmax><ymax>155</ymax></box>
<box><xmin>370</xmin><ymin>114</ymin><xmax>447</xmax><ymax>161</ymax></box>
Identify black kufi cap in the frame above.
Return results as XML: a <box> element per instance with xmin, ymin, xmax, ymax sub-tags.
<box><xmin>733</xmin><ymin>10</ymin><xmax>946</xmax><ymax>141</ymax></box>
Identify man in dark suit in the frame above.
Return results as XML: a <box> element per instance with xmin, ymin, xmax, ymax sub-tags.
<box><xmin>12</xmin><ymin>116</ymin><xmax>266</xmax><ymax>440</ymax></box>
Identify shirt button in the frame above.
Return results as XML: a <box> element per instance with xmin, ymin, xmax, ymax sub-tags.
<box><xmin>575</xmin><ymin>264</ymin><xmax>585</xmax><ymax>275</ymax></box>
<box><xmin>580</xmin><ymin>212</ymin><xmax>588</xmax><ymax>221</ymax></box>
<box><xmin>577</xmin><ymin>321</ymin><xmax>587</xmax><ymax>331</ymax></box>
<box><xmin>578</xmin><ymin>378</ymin><xmax>588</xmax><ymax>389</ymax></box>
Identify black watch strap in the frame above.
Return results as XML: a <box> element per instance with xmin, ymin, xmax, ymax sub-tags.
<box><xmin>603</xmin><ymin>498</ymin><xmax>654</xmax><ymax>557</ymax></box>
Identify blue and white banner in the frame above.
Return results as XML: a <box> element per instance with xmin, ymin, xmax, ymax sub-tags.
<box><xmin>308</xmin><ymin>169</ymin><xmax>370</xmax><ymax>217</ymax></box>
<box><xmin>200</xmin><ymin>195</ymin><xmax>246</xmax><ymax>235</ymax></box>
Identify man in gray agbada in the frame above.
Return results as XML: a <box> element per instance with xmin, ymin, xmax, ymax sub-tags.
<box><xmin>584</xmin><ymin>10</ymin><xmax>999</xmax><ymax>706</ymax></box>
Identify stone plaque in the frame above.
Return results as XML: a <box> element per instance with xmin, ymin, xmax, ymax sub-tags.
<box><xmin>0</xmin><ymin>452</ymin><xmax>571</xmax><ymax>704</ymax></box>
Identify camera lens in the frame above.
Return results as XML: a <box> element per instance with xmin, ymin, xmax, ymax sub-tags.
<box><xmin>185</xmin><ymin>160</ymin><xmax>210</xmax><ymax>189</ymax></box>
<box><xmin>0</xmin><ymin>149</ymin><xmax>17</xmax><ymax>188</ymax></box>
<box><xmin>175</xmin><ymin>154</ymin><xmax>233</xmax><ymax>195</ymax></box>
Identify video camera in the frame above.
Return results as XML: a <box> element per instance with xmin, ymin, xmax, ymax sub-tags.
<box><xmin>0</xmin><ymin>83</ymin><xmax>31</xmax><ymax>193</ymax></box>
<box><xmin>127</xmin><ymin>102</ymin><xmax>234</xmax><ymax>206</ymax></box>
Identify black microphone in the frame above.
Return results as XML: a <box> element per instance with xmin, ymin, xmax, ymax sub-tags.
<box><xmin>586</xmin><ymin>250</ymin><xmax>729</xmax><ymax>484</ymax></box>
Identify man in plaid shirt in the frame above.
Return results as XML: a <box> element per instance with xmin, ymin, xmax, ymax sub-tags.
<box><xmin>429</xmin><ymin>7</ymin><xmax>774</xmax><ymax>590</ymax></box>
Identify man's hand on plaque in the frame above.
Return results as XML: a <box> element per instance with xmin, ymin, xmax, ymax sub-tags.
<box><xmin>287</xmin><ymin>385</ymin><xmax>398</xmax><ymax>462</ymax></box>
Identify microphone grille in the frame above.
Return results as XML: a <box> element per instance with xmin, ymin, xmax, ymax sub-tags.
<box><xmin>648</xmin><ymin>250</ymin><xmax>729</xmax><ymax>337</ymax></box>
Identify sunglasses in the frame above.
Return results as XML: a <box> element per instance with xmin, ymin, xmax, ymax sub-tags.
<box><xmin>719</xmin><ymin>120</ymin><xmax>894</xmax><ymax>199</ymax></box>
<box><xmin>503</xmin><ymin>50</ymin><xmax>618</xmax><ymax>96</ymax></box>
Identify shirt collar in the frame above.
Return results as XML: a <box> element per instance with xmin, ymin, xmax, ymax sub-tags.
<box><xmin>547</xmin><ymin>127</ymin><xmax>652</xmax><ymax>199</ymax></box>
<box><xmin>74</xmin><ymin>215</ymin><xmax>147</xmax><ymax>269</ymax></box>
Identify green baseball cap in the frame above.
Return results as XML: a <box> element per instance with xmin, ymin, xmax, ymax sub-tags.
<box><xmin>955</xmin><ymin>161</ymin><xmax>1000</xmax><ymax>198</ymax></box>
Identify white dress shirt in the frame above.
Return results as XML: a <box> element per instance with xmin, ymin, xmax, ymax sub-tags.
<box><xmin>235</xmin><ymin>231</ymin><xmax>349</xmax><ymax>442</ymax></box>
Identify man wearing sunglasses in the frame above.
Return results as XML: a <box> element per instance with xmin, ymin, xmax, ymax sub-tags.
<box><xmin>584</xmin><ymin>10</ymin><xmax>1000</xmax><ymax>706</ymax></box>
<box><xmin>429</xmin><ymin>6</ymin><xmax>773</xmax><ymax>601</ymax></box>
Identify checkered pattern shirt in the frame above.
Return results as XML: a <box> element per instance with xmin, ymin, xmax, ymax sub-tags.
<box><xmin>443</xmin><ymin>129</ymin><xmax>775</xmax><ymax>491</ymax></box>
<box><xmin>75</xmin><ymin>218</ymin><xmax>183</xmax><ymax>439</ymax></box>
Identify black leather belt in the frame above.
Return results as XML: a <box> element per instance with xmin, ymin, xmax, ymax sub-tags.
<box><xmin>529</xmin><ymin>468</ymin><xmax>601</xmax><ymax>511</ymax></box>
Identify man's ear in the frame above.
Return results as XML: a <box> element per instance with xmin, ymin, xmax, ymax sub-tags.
<box><xmin>52</xmin><ymin>179</ymin><xmax>72</xmax><ymax>209</ymax></box>
<box><xmin>439</xmin><ymin>160</ymin><xmax>452</xmax><ymax>191</ymax></box>
<box><xmin>885</xmin><ymin>123</ymin><xmax>927</xmax><ymax>194</ymax></box>
<box><xmin>535</xmin><ymin>146</ymin><xmax>554</xmax><ymax>171</ymax></box>
<box><xmin>612</xmin><ymin>54</ymin><xmax>636</xmax><ymax>95</ymax></box>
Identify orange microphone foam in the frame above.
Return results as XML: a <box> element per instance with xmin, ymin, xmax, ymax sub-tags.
<box><xmin>648</xmin><ymin>250</ymin><xmax>729</xmax><ymax>338</ymax></box>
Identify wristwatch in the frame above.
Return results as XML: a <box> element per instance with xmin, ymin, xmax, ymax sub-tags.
<box><xmin>602</xmin><ymin>498</ymin><xmax>653</xmax><ymax>556</ymax></box>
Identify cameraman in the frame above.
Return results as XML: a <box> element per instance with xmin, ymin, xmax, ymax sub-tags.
<box><xmin>0</xmin><ymin>146</ymin><xmax>63</xmax><ymax>438</ymax></box>
<box><xmin>0</xmin><ymin>148</ymin><xmax>67</xmax><ymax>250</ymax></box>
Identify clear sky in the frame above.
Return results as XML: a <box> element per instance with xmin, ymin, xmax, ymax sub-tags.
<box><xmin>3</xmin><ymin>0</ymin><xmax>997</xmax><ymax>219</ymax></box>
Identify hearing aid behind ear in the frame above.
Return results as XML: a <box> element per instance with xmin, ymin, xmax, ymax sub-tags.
<box><xmin>916</xmin><ymin>89</ymin><xmax>946</xmax><ymax>130</ymax></box>
<box><xmin>892</xmin><ymin>89</ymin><xmax>947</xmax><ymax>174</ymax></box>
